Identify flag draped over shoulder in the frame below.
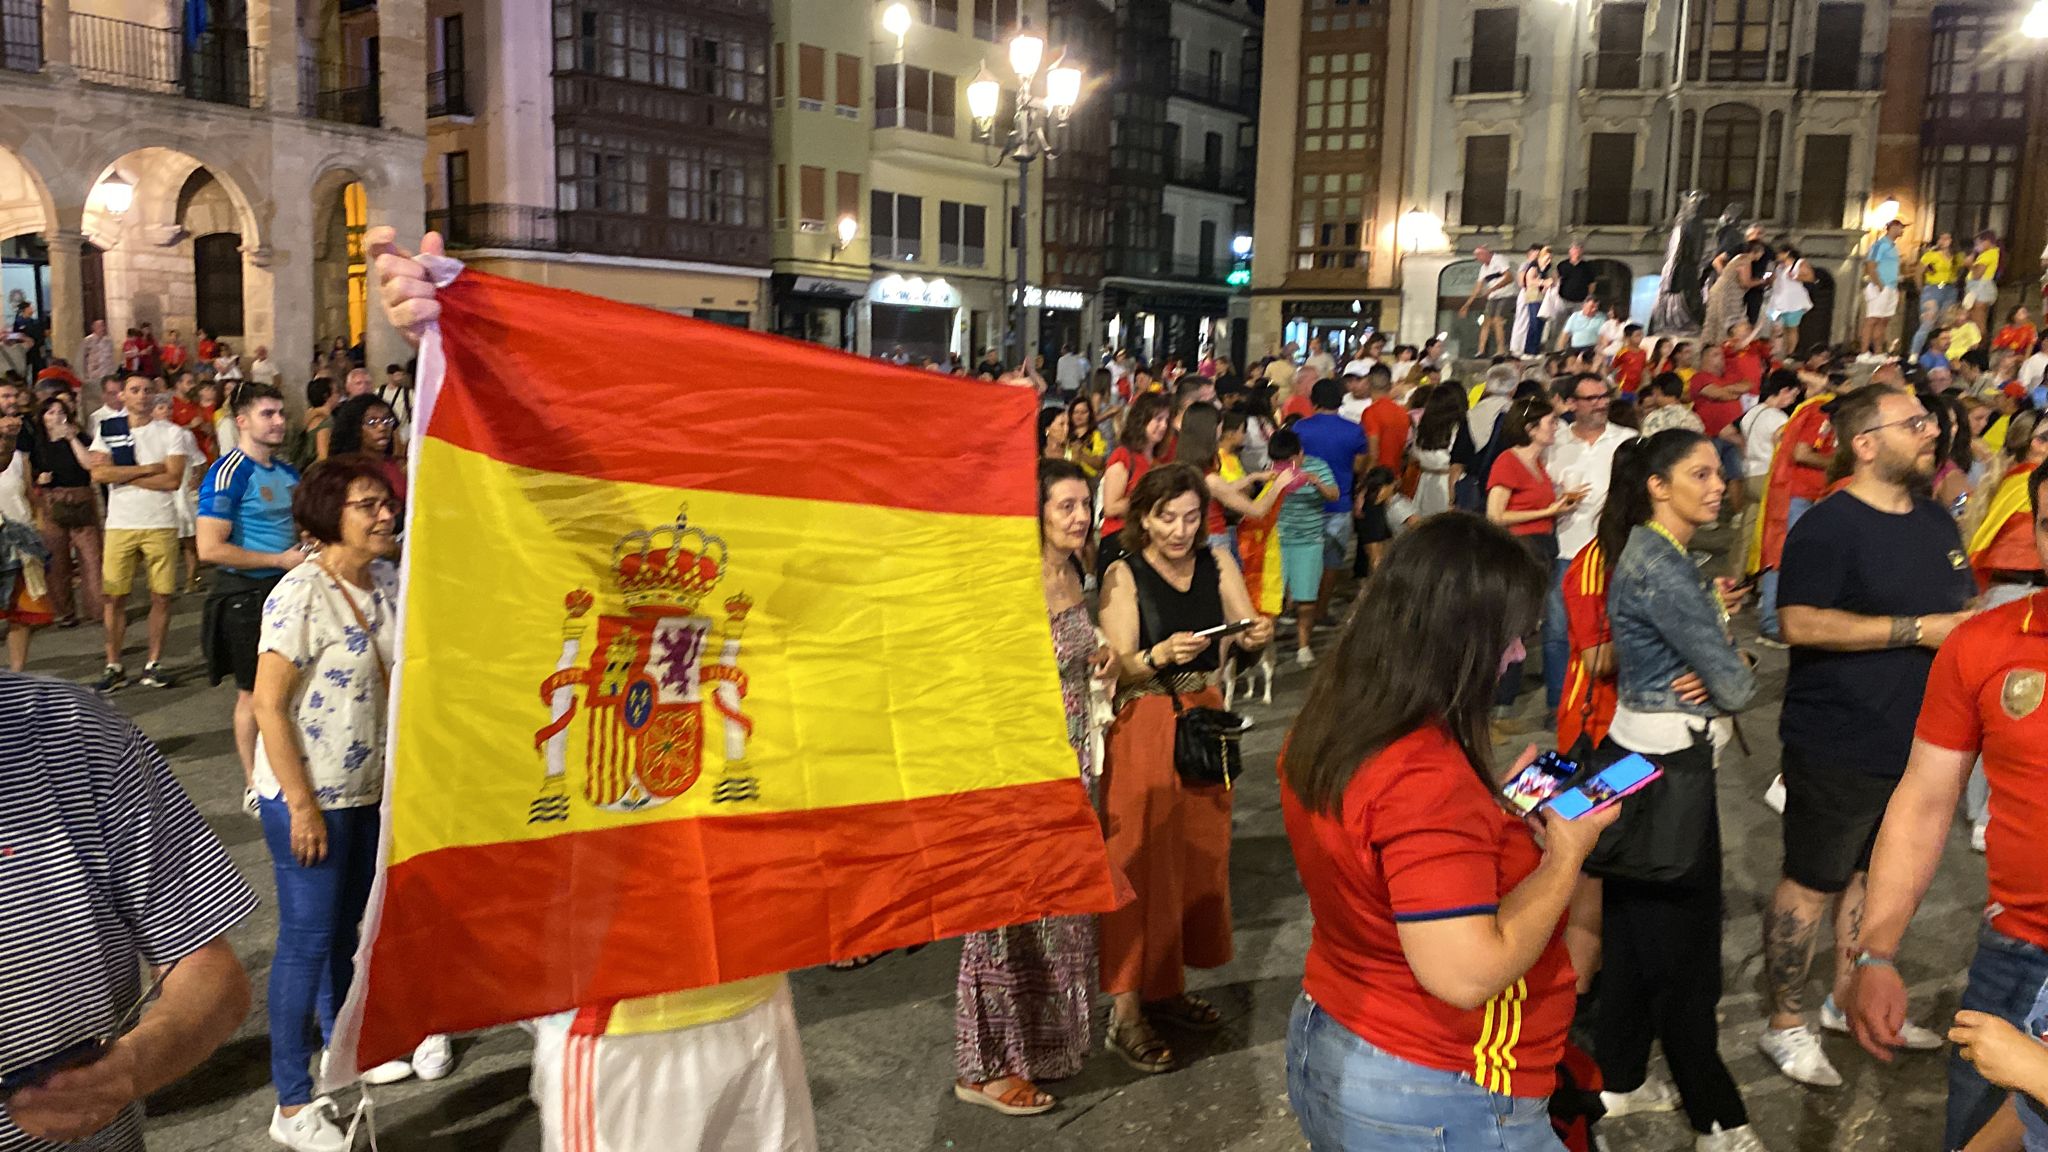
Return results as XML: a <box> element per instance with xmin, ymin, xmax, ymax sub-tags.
<box><xmin>1748</xmin><ymin>393</ymin><xmax>1832</xmax><ymax>575</ymax></box>
<box><xmin>335</xmin><ymin>266</ymin><xmax>1119</xmax><ymax>1069</ymax></box>
<box><xmin>1969</xmin><ymin>462</ymin><xmax>2041</xmax><ymax>588</ymax></box>
<box><xmin>1236</xmin><ymin>484</ymin><xmax>1285</xmax><ymax>616</ymax></box>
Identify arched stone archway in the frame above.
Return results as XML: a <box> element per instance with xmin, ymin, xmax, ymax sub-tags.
<box><xmin>0</xmin><ymin>145</ymin><xmax>55</xmax><ymax>377</ymax></box>
<box><xmin>310</xmin><ymin>166</ymin><xmax>370</xmax><ymax>360</ymax></box>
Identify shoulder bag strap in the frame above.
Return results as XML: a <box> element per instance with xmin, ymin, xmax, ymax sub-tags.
<box><xmin>320</xmin><ymin>562</ymin><xmax>389</xmax><ymax>692</ymax></box>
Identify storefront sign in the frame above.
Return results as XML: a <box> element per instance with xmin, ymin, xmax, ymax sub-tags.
<box><xmin>1284</xmin><ymin>298</ymin><xmax>1384</xmax><ymax>324</ymax></box>
<box><xmin>869</xmin><ymin>274</ymin><xmax>959</xmax><ymax>308</ymax></box>
<box><xmin>1009</xmin><ymin>286</ymin><xmax>1086</xmax><ymax>311</ymax></box>
<box><xmin>788</xmin><ymin>275</ymin><xmax>867</xmax><ymax>299</ymax></box>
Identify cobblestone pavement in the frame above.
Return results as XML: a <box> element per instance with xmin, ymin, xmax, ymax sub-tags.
<box><xmin>33</xmin><ymin>569</ymin><xmax>1979</xmax><ymax>1151</ymax></box>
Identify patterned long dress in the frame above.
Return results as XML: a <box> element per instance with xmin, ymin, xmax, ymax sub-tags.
<box><xmin>954</xmin><ymin>601</ymin><xmax>1101</xmax><ymax>1083</ymax></box>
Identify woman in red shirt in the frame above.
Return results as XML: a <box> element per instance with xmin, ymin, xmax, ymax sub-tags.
<box><xmin>1993</xmin><ymin>305</ymin><xmax>2038</xmax><ymax>357</ymax></box>
<box><xmin>1281</xmin><ymin>514</ymin><xmax>1619</xmax><ymax>1148</ymax></box>
<box><xmin>1487</xmin><ymin>397</ymin><xmax>1584</xmax><ymax>715</ymax></box>
<box><xmin>1097</xmin><ymin>393</ymin><xmax>1170</xmax><ymax>575</ymax></box>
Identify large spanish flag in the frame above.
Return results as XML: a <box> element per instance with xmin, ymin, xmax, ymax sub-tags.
<box><xmin>1748</xmin><ymin>393</ymin><xmax>1833</xmax><ymax>574</ymax></box>
<box><xmin>334</xmin><ymin>264</ymin><xmax>1118</xmax><ymax>1069</ymax></box>
<box><xmin>1969</xmin><ymin>462</ymin><xmax>2041</xmax><ymax>589</ymax></box>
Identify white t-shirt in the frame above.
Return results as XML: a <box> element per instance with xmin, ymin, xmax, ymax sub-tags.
<box><xmin>1481</xmin><ymin>254</ymin><xmax>1517</xmax><ymax>300</ymax></box>
<box><xmin>87</xmin><ymin>403</ymin><xmax>120</xmax><ymax>442</ymax></box>
<box><xmin>1338</xmin><ymin>392</ymin><xmax>1371</xmax><ymax>422</ymax></box>
<box><xmin>0</xmin><ymin>451</ymin><xmax>30</xmax><ymax>525</ymax></box>
<box><xmin>253</xmin><ymin>559</ymin><xmax>400</xmax><ymax>810</ymax></box>
<box><xmin>248</xmin><ymin>357</ymin><xmax>280</xmax><ymax>386</ymax></box>
<box><xmin>1545</xmin><ymin>422</ymin><xmax>1638</xmax><ymax>559</ymax></box>
<box><xmin>88</xmin><ymin>418</ymin><xmax>193</xmax><ymax>531</ymax></box>
<box><xmin>2021</xmin><ymin>352</ymin><xmax>2048</xmax><ymax>390</ymax></box>
<box><xmin>1740</xmin><ymin>404</ymin><xmax>1790</xmax><ymax>478</ymax></box>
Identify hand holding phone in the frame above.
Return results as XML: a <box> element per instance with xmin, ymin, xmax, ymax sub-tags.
<box><xmin>1497</xmin><ymin>751</ymin><xmax>1662</xmax><ymax>820</ymax></box>
<box><xmin>1191</xmin><ymin>619</ymin><xmax>1256</xmax><ymax>640</ymax></box>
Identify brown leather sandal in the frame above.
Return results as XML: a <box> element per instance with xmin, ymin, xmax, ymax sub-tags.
<box><xmin>953</xmin><ymin>1077</ymin><xmax>1056</xmax><ymax>1116</ymax></box>
<box><xmin>1105</xmin><ymin>1018</ymin><xmax>1175</xmax><ymax>1073</ymax></box>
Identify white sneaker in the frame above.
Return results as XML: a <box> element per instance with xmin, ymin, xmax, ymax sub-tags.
<box><xmin>1972</xmin><ymin>821</ymin><xmax>1988</xmax><ymax>853</ymax></box>
<box><xmin>411</xmin><ymin>1034</ymin><xmax>454</xmax><ymax>1081</ymax></box>
<box><xmin>1763</xmin><ymin>775</ymin><xmax>1786</xmax><ymax>815</ymax></box>
<box><xmin>1758</xmin><ymin>1023</ymin><xmax>1842</xmax><ymax>1087</ymax></box>
<box><xmin>1295</xmin><ymin>647</ymin><xmax>1316</xmax><ymax>668</ymax></box>
<box><xmin>1599</xmin><ymin>1074</ymin><xmax>1679</xmax><ymax>1118</ymax></box>
<box><xmin>360</xmin><ymin>1056</ymin><xmax>414</xmax><ymax>1085</ymax></box>
<box><xmin>1696</xmin><ymin>1123</ymin><xmax>1771</xmax><ymax>1152</ymax></box>
<box><xmin>1820</xmin><ymin>995</ymin><xmax>1943</xmax><ymax>1050</ymax></box>
<box><xmin>269</xmin><ymin>1097</ymin><xmax>348</xmax><ymax>1152</ymax></box>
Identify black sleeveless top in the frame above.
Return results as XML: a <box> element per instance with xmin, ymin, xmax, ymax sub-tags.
<box><xmin>1129</xmin><ymin>549</ymin><xmax>1225</xmax><ymax>672</ymax></box>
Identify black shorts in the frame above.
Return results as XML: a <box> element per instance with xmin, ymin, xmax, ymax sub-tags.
<box><xmin>202</xmin><ymin>573</ymin><xmax>281</xmax><ymax>692</ymax></box>
<box><xmin>1780</xmin><ymin>744</ymin><xmax>1901</xmax><ymax>893</ymax></box>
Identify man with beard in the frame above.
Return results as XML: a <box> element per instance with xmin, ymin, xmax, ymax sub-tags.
<box><xmin>1757</xmin><ymin>384</ymin><xmax>1976</xmax><ymax>1089</ymax></box>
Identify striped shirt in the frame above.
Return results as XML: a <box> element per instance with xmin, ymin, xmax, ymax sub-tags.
<box><xmin>0</xmin><ymin>675</ymin><xmax>257</xmax><ymax>1152</ymax></box>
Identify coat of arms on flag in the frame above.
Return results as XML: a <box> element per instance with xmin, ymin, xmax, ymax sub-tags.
<box><xmin>330</xmin><ymin>262</ymin><xmax>1121</xmax><ymax>1072</ymax></box>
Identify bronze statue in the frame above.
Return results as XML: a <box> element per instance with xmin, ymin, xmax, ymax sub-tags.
<box><xmin>1651</xmin><ymin>191</ymin><xmax>1708</xmax><ymax>335</ymax></box>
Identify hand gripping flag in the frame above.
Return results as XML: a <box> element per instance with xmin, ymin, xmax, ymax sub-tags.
<box><xmin>331</xmin><ymin>261</ymin><xmax>1119</xmax><ymax>1072</ymax></box>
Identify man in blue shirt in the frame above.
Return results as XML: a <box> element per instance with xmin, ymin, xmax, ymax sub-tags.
<box><xmin>195</xmin><ymin>383</ymin><xmax>305</xmax><ymax>814</ymax></box>
<box><xmin>1291</xmin><ymin>378</ymin><xmax>1370</xmax><ymax>643</ymax></box>
<box><xmin>1861</xmin><ymin>217</ymin><xmax>1906</xmax><ymax>358</ymax></box>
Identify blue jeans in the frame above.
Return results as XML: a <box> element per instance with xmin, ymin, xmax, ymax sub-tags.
<box><xmin>1757</xmin><ymin>495</ymin><xmax>1814</xmax><ymax>641</ymax></box>
<box><xmin>1949</xmin><ymin>923</ymin><xmax>2048</xmax><ymax>1149</ymax></box>
<box><xmin>259</xmin><ymin>797</ymin><xmax>381</xmax><ymax>1106</ymax></box>
<box><xmin>1540</xmin><ymin>555</ymin><xmax>1571</xmax><ymax>717</ymax></box>
<box><xmin>1287</xmin><ymin>994</ymin><xmax>1563</xmax><ymax>1152</ymax></box>
<box><xmin>1912</xmin><ymin>283</ymin><xmax>1960</xmax><ymax>361</ymax></box>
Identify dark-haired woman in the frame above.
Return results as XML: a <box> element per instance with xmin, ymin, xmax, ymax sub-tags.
<box><xmin>29</xmin><ymin>395</ymin><xmax>103</xmax><ymax>628</ymax></box>
<box><xmin>1097</xmin><ymin>393</ymin><xmax>1171</xmax><ymax>575</ymax></box>
<box><xmin>254</xmin><ymin>458</ymin><xmax>452</xmax><ymax>1147</ymax></box>
<box><xmin>1487</xmin><ymin>397</ymin><xmax>1584</xmax><ymax>721</ymax></box>
<box><xmin>1097</xmin><ymin>463</ymin><xmax>1273</xmax><ymax>1073</ymax></box>
<box><xmin>1281</xmin><ymin>513</ymin><xmax>1619</xmax><ymax>1150</ymax></box>
<box><xmin>1066</xmin><ymin>395</ymin><xmax>1108</xmax><ymax>478</ymax></box>
<box><xmin>328</xmin><ymin>394</ymin><xmax>406</xmax><ymax>505</ymax></box>
<box><xmin>1176</xmin><ymin>404</ymin><xmax>1285</xmax><ymax>563</ymax></box>
<box><xmin>1412</xmin><ymin>382</ymin><xmax>1471</xmax><ymax>519</ymax></box>
<box><xmin>1595</xmin><ymin>430</ymin><xmax>1765</xmax><ymax>1150</ymax></box>
<box><xmin>1039</xmin><ymin>406</ymin><xmax>1073</xmax><ymax>459</ymax></box>
<box><xmin>953</xmin><ymin>460</ymin><xmax>1116</xmax><ymax>1116</ymax></box>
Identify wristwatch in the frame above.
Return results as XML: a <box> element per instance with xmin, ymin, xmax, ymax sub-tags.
<box><xmin>1853</xmin><ymin>949</ymin><xmax>1897</xmax><ymax>970</ymax></box>
<box><xmin>1140</xmin><ymin>648</ymin><xmax>1158</xmax><ymax>671</ymax></box>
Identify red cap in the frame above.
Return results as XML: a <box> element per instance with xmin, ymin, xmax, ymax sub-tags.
<box><xmin>2004</xmin><ymin>381</ymin><xmax>2028</xmax><ymax>399</ymax></box>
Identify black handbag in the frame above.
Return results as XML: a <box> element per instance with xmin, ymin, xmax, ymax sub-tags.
<box><xmin>1130</xmin><ymin>556</ymin><xmax>1251</xmax><ymax>788</ymax></box>
<box><xmin>1581</xmin><ymin>733</ymin><xmax>1718</xmax><ymax>886</ymax></box>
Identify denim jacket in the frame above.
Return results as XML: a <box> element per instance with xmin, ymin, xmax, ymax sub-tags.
<box><xmin>1608</xmin><ymin>524</ymin><xmax>1757</xmax><ymax>718</ymax></box>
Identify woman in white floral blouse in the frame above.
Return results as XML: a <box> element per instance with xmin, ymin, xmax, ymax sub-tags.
<box><xmin>250</xmin><ymin>455</ymin><xmax>449</xmax><ymax>1152</ymax></box>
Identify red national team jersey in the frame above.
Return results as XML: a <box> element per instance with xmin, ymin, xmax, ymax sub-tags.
<box><xmin>1280</xmin><ymin>725</ymin><xmax>1575</xmax><ymax>1098</ymax></box>
<box><xmin>1916</xmin><ymin>593</ymin><xmax>2048</xmax><ymax>951</ymax></box>
<box><xmin>1558</xmin><ymin>543</ymin><xmax>1618</xmax><ymax>751</ymax></box>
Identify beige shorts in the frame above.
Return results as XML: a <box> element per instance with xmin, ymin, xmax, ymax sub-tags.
<box><xmin>1863</xmin><ymin>283</ymin><xmax>1899</xmax><ymax>319</ymax></box>
<box><xmin>102</xmin><ymin>527</ymin><xmax>179</xmax><ymax>597</ymax></box>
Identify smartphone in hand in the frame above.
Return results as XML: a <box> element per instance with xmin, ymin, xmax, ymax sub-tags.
<box><xmin>1497</xmin><ymin>752</ymin><xmax>1662</xmax><ymax>820</ymax></box>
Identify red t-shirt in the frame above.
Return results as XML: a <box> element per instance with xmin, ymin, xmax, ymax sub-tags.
<box><xmin>1281</xmin><ymin>394</ymin><xmax>1316</xmax><ymax>423</ymax></box>
<box><xmin>1722</xmin><ymin>340</ymin><xmax>1768</xmax><ymax>392</ymax></box>
<box><xmin>1995</xmin><ymin>324</ymin><xmax>2036</xmax><ymax>356</ymax></box>
<box><xmin>1280</xmin><ymin>724</ymin><xmax>1575</xmax><ymax>1098</ymax></box>
<box><xmin>1558</xmin><ymin>542</ymin><xmax>1618</xmax><ymax>751</ymax></box>
<box><xmin>1915</xmin><ymin>592</ymin><xmax>2048</xmax><ymax>950</ymax></box>
<box><xmin>1361</xmin><ymin>398</ymin><xmax>1410</xmax><ymax>471</ymax></box>
<box><xmin>1688</xmin><ymin>371</ymin><xmax>1742</xmax><ymax>438</ymax></box>
<box><xmin>1611</xmin><ymin>347</ymin><xmax>1648</xmax><ymax>394</ymax></box>
<box><xmin>1488</xmin><ymin>450</ymin><xmax>1557</xmax><ymax>537</ymax></box>
<box><xmin>1100</xmin><ymin>445</ymin><xmax>1153</xmax><ymax>538</ymax></box>
<box><xmin>1784</xmin><ymin>403</ymin><xmax>1835</xmax><ymax>502</ymax></box>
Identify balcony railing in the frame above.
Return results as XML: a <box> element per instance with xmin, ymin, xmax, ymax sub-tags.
<box><xmin>72</xmin><ymin>13</ymin><xmax>261</xmax><ymax>107</ymax></box>
<box><xmin>1572</xmin><ymin>188</ymin><xmax>1654</xmax><ymax>227</ymax></box>
<box><xmin>430</xmin><ymin>203</ymin><xmax>770</xmax><ymax>266</ymax></box>
<box><xmin>1165</xmin><ymin>157</ymin><xmax>1249</xmax><ymax>196</ymax></box>
<box><xmin>1167</xmin><ymin>66</ymin><xmax>1250</xmax><ymax>112</ymax></box>
<box><xmin>1</xmin><ymin>0</ymin><xmax>40</xmax><ymax>72</ymax></box>
<box><xmin>1781</xmin><ymin>188</ymin><xmax>1869</xmax><ymax>231</ymax></box>
<box><xmin>1453</xmin><ymin>54</ymin><xmax>1529</xmax><ymax>97</ymax></box>
<box><xmin>427</xmin><ymin>68</ymin><xmax>469</xmax><ymax>117</ymax></box>
<box><xmin>1444</xmin><ymin>188</ymin><xmax>1521</xmax><ymax>229</ymax></box>
<box><xmin>876</xmin><ymin>106</ymin><xmax>955</xmax><ymax>137</ymax></box>
<box><xmin>1580</xmin><ymin>50</ymin><xmax>1665</xmax><ymax>91</ymax></box>
<box><xmin>302</xmin><ymin>56</ymin><xmax>379</xmax><ymax>126</ymax></box>
<box><xmin>1797</xmin><ymin>52</ymin><xmax>1884</xmax><ymax>92</ymax></box>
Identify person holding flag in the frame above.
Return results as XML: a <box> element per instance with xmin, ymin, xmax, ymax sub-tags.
<box><xmin>1969</xmin><ymin>418</ymin><xmax>2048</xmax><ymax>599</ymax></box>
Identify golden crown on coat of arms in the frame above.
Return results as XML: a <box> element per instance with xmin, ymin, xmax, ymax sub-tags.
<box><xmin>611</xmin><ymin>509</ymin><xmax>729</xmax><ymax>614</ymax></box>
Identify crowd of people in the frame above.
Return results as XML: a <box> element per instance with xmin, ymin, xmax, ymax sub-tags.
<box><xmin>11</xmin><ymin>218</ymin><xmax>2048</xmax><ymax>1152</ymax></box>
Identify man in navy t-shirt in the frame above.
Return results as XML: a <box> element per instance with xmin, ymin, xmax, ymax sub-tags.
<box><xmin>1292</xmin><ymin>378</ymin><xmax>1370</xmax><ymax>629</ymax></box>
<box><xmin>195</xmin><ymin>383</ymin><xmax>305</xmax><ymax>814</ymax></box>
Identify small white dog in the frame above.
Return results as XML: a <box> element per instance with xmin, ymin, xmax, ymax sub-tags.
<box><xmin>1222</xmin><ymin>636</ymin><xmax>1275</xmax><ymax>709</ymax></box>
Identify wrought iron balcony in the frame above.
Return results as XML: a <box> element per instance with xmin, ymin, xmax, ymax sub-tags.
<box><xmin>428</xmin><ymin>203</ymin><xmax>770</xmax><ymax>266</ymax></box>
<box><xmin>1797</xmin><ymin>52</ymin><xmax>1884</xmax><ymax>92</ymax></box>
<box><xmin>427</xmin><ymin>68</ymin><xmax>469</xmax><ymax>117</ymax></box>
<box><xmin>71</xmin><ymin>12</ymin><xmax>261</xmax><ymax>107</ymax></box>
<box><xmin>1452</xmin><ymin>54</ymin><xmax>1529</xmax><ymax>97</ymax></box>
<box><xmin>1444</xmin><ymin>188</ymin><xmax>1521</xmax><ymax>229</ymax></box>
<box><xmin>1164</xmin><ymin>156</ymin><xmax>1249</xmax><ymax>196</ymax></box>
<box><xmin>1167</xmin><ymin>65</ymin><xmax>1251</xmax><ymax>112</ymax></box>
<box><xmin>1580</xmin><ymin>50</ymin><xmax>1665</xmax><ymax>91</ymax></box>
<box><xmin>1571</xmin><ymin>188</ymin><xmax>1654</xmax><ymax>227</ymax></box>
<box><xmin>301</xmin><ymin>56</ymin><xmax>379</xmax><ymax>126</ymax></box>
